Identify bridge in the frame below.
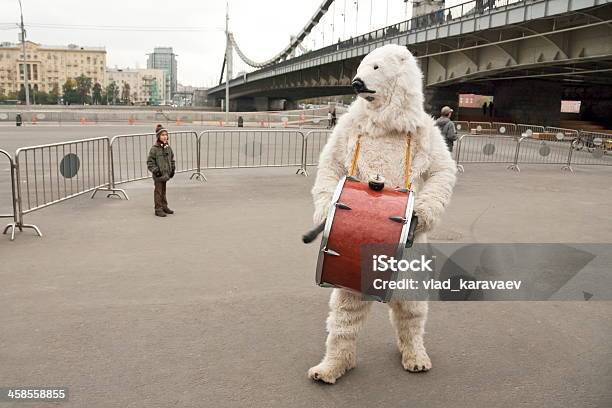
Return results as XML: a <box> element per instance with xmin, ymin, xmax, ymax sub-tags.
<box><xmin>208</xmin><ymin>0</ymin><xmax>612</xmax><ymax>126</ymax></box>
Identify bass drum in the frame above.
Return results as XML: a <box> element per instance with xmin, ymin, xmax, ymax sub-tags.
<box><xmin>315</xmin><ymin>176</ymin><xmax>415</xmax><ymax>302</ymax></box>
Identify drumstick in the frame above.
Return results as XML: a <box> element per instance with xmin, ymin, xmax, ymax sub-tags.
<box><xmin>406</xmin><ymin>213</ymin><xmax>419</xmax><ymax>248</ymax></box>
<box><xmin>302</xmin><ymin>220</ymin><xmax>326</xmax><ymax>244</ymax></box>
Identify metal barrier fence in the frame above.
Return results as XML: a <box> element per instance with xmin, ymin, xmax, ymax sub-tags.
<box><xmin>3</xmin><ymin>124</ymin><xmax>610</xmax><ymax>240</ymax></box>
<box><xmin>544</xmin><ymin>127</ymin><xmax>578</xmax><ymax>141</ymax></box>
<box><xmin>455</xmin><ymin>134</ymin><xmax>519</xmax><ymax>165</ymax></box>
<box><xmin>515</xmin><ymin>137</ymin><xmax>572</xmax><ymax>166</ymax></box>
<box><xmin>297</xmin><ymin>125</ymin><xmax>610</xmax><ymax>175</ymax></box>
<box><xmin>517</xmin><ymin>124</ymin><xmax>546</xmax><ymax>137</ymax></box>
<box><xmin>197</xmin><ymin>129</ymin><xmax>305</xmax><ymax>170</ymax></box>
<box><xmin>15</xmin><ymin>137</ymin><xmax>114</xmax><ymax>213</ymax></box>
<box><xmin>564</xmin><ymin>130</ymin><xmax>612</xmax><ymax>167</ymax></box>
<box><xmin>11</xmin><ymin>137</ymin><xmax>119</xmax><ymax>239</ymax></box>
<box><xmin>491</xmin><ymin>122</ymin><xmax>517</xmax><ymax>136</ymax></box>
<box><xmin>468</xmin><ymin>121</ymin><xmax>493</xmax><ymax>134</ymax></box>
<box><xmin>299</xmin><ymin>129</ymin><xmax>333</xmax><ymax>176</ymax></box>
<box><xmin>455</xmin><ymin>121</ymin><xmax>470</xmax><ymax>134</ymax></box>
<box><xmin>456</xmin><ymin>133</ymin><xmax>611</xmax><ymax>172</ymax></box>
<box><xmin>107</xmin><ymin>131</ymin><xmax>204</xmax><ymax>187</ymax></box>
<box><xmin>0</xmin><ymin>149</ymin><xmax>24</xmax><ymax>240</ymax></box>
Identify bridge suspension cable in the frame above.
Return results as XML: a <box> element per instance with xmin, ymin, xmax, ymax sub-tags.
<box><xmin>228</xmin><ymin>0</ymin><xmax>335</xmax><ymax>68</ymax></box>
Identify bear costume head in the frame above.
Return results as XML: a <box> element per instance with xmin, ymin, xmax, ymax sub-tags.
<box><xmin>349</xmin><ymin>44</ymin><xmax>426</xmax><ymax>140</ymax></box>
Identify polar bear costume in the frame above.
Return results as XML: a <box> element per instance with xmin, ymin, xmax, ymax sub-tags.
<box><xmin>309</xmin><ymin>44</ymin><xmax>457</xmax><ymax>384</ymax></box>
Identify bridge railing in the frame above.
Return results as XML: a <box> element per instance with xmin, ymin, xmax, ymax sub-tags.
<box><xmin>255</xmin><ymin>0</ymin><xmax>526</xmax><ymax>75</ymax></box>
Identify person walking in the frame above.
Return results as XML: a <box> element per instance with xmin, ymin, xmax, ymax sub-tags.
<box><xmin>435</xmin><ymin>106</ymin><xmax>458</xmax><ymax>152</ymax></box>
<box><xmin>147</xmin><ymin>124</ymin><xmax>175</xmax><ymax>217</ymax></box>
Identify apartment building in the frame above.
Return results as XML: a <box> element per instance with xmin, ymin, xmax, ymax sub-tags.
<box><xmin>0</xmin><ymin>41</ymin><xmax>106</xmax><ymax>96</ymax></box>
<box><xmin>105</xmin><ymin>67</ymin><xmax>167</xmax><ymax>105</ymax></box>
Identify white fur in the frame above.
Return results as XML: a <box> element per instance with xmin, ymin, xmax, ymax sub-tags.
<box><xmin>309</xmin><ymin>44</ymin><xmax>457</xmax><ymax>384</ymax></box>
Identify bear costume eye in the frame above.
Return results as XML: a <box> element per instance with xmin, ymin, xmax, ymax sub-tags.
<box><xmin>373</xmin><ymin>64</ymin><xmax>379</xmax><ymax>70</ymax></box>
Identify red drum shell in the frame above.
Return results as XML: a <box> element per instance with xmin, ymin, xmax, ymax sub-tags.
<box><xmin>316</xmin><ymin>177</ymin><xmax>412</xmax><ymax>299</ymax></box>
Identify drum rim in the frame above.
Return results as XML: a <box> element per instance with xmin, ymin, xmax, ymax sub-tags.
<box><xmin>387</xmin><ymin>190</ymin><xmax>415</xmax><ymax>302</ymax></box>
<box><xmin>397</xmin><ymin>191</ymin><xmax>415</xmax><ymax>257</ymax></box>
<box><xmin>315</xmin><ymin>176</ymin><xmax>347</xmax><ymax>285</ymax></box>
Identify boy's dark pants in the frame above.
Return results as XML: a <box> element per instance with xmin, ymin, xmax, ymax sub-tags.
<box><xmin>154</xmin><ymin>180</ymin><xmax>168</xmax><ymax>209</ymax></box>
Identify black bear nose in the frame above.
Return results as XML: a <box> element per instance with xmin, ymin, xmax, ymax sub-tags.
<box><xmin>352</xmin><ymin>78</ymin><xmax>365</xmax><ymax>93</ymax></box>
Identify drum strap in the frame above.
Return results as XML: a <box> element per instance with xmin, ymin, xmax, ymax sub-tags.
<box><xmin>349</xmin><ymin>134</ymin><xmax>412</xmax><ymax>189</ymax></box>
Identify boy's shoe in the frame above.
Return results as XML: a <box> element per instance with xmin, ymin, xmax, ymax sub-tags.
<box><xmin>155</xmin><ymin>209</ymin><xmax>167</xmax><ymax>217</ymax></box>
<box><xmin>162</xmin><ymin>207</ymin><xmax>174</xmax><ymax>214</ymax></box>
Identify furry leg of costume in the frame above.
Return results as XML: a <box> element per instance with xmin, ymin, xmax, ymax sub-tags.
<box><xmin>389</xmin><ymin>300</ymin><xmax>432</xmax><ymax>372</ymax></box>
<box><xmin>308</xmin><ymin>288</ymin><xmax>373</xmax><ymax>384</ymax></box>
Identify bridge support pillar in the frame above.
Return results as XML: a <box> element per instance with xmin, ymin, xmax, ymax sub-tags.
<box><xmin>254</xmin><ymin>97</ymin><xmax>269</xmax><ymax>111</ymax></box>
<box><xmin>493</xmin><ymin>80</ymin><xmax>562</xmax><ymax>126</ymax></box>
<box><xmin>424</xmin><ymin>87</ymin><xmax>459</xmax><ymax>117</ymax></box>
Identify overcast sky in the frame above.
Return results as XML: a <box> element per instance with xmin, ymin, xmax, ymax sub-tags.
<box><xmin>1</xmin><ymin>0</ymin><xmax>462</xmax><ymax>87</ymax></box>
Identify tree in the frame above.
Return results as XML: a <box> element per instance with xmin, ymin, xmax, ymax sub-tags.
<box><xmin>49</xmin><ymin>83</ymin><xmax>60</xmax><ymax>105</ymax></box>
<box><xmin>62</xmin><ymin>79</ymin><xmax>79</xmax><ymax>105</ymax></box>
<box><xmin>75</xmin><ymin>74</ymin><xmax>92</xmax><ymax>104</ymax></box>
<box><xmin>92</xmin><ymin>82</ymin><xmax>102</xmax><ymax>105</ymax></box>
<box><xmin>105</xmin><ymin>81</ymin><xmax>119</xmax><ymax>105</ymax></box>
<box><xmin>17</xmin><ymin>85</ymin><xmax>26</xmax><ymax>102</ymax></box>
<box><xmin>121</xmin><ymin>82</ymin><xmax>131</xmax><ymax>104</ymax></box>
<box><xmin>34</xmin><ymin>90</ymin><xmax>48</xmax><ymax>104</ymax></box>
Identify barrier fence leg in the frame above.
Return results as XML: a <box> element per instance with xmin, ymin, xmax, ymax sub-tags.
<box><xmin>190</xmin><ymin>133</ymin><xmax>207</xmax><ymax>181</ymax></box>
<box><xmin>296</xmin><ymin>135</ymin><xmax>308</xmax><ymax>176</ymax></box>
<box><xmin>507</xmin><ymin>137</ymin><xmax>522</xmax><ymax>172</ymax></box>
<box><xmin>561</xmin><ymin>143</ymin><xmax>574</xmax><ymax>173</ymax></box>
<box><xmin>455</xmin><ymin>137</ymin><xmax>464</xmax><ymax>173</ymax></box>
<box><xmin>5</xmin><ymin>161</ymin><xmax>43</xmax><ymax>240</ymax></box>
<box><xmin>1</xmin><ymin>158</ymin><xmax>18</xmax><ymax>240</ymax></box>
<box><xmin>91</xmin><ymin>143</ymin><xmax>129</xmax><ymax>200</ymax></box>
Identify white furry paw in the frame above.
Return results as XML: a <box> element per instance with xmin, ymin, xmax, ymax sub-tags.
<box><xmin>308</xmin><ymin>360</ymin><xmax>355</xmax><ymax>384</ymax></box>
<box><xmin>414</xmin><ymin>204</ymin><xmax>434</xmax><ymax>232</ymax></box>
<box><xmin>401</xmin><ymin>349</ymin><xmax>432</xmax><ymax>373</ymax></box>
<box><xmin>313</xmin><ymin>205</ymin><xmax>330</xmax><ymax>225</ymax></box>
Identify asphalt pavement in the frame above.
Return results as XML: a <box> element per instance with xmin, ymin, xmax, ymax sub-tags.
<box><xmin>0</xmin><ymin>126</ymin><xmax>611</xmax><ymax>407</ymax></box>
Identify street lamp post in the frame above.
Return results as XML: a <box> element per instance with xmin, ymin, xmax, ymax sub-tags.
<box><xmin>386</xmin><ymin>0</ymin><xmax>390</xmax><ymax>25</ymax></box>
<box><xmin>354</xmin><ymin>0</ymin><xmax>358</xmax><ymax>37</ymax></box>
<box><xmin>224</xmin><ymin>2</ymin><xmax>231</xmax><ymax>121</ymax></box>
<box><xmin>18</xmin><ymin>0</ymin><xmax>30</xmax><ymax>106</ymax></box>
<box><xmin>342</xmin><ymin>0</ymin><xmax>347</xmax><ymax>40</ymax></box>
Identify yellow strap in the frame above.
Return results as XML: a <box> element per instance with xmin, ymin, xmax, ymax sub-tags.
<box><xmin>349</xmin><ymin>133</ymin><xmax>412</xmax><ymax>189</ymax></box>
<box><xmin>349</xmin><ymin>135</ymin><xmax>361</xmax><ymax>177</ymax></box>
